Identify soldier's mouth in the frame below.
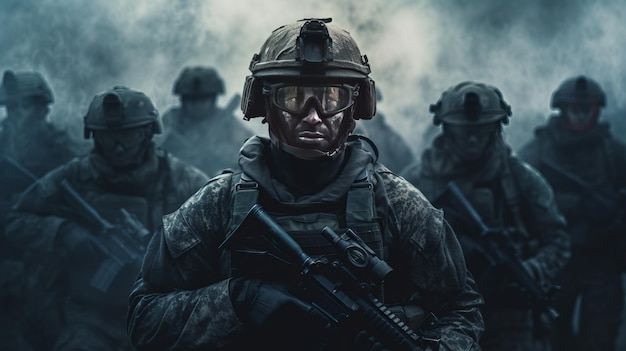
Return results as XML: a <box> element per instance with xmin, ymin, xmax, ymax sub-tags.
<box><xmin>298</xmin><ymin>131</ymin><xmax>325</xmax><ymax>142</ymax></box>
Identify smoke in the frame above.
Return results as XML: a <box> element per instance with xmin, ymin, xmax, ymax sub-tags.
<box><xmin>1</xmin><ymin>0</ymin><xmax>625</xmax><ymax>155</ymax></box>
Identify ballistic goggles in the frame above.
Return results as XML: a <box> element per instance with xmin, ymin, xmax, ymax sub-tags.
<box><xmin>264</xmin><ymin>83</ymin><xmax>359</xmax><ymax>117</ymax></box>
<box><xmin>93</xmin><ymin>126</ymin><xmax>148</xmax><ymax>149</ymax></box>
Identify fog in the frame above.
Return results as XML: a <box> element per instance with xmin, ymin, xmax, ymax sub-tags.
<box><xmin>2</xmin><ymin>0</ymin><xmax>625</xmax><ymax>156</ymax></box>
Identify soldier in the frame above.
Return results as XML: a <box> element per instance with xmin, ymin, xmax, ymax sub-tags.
<box><xmin>0</xmin><ymin>69</ymin><xmax>78</xmax><ymax>351</ymax></box>
<box><xmin>4</xmin><ymin>86</ymin><xmax>209</xmax><ymax>351</ymax></box>
<box><xmin>517</xmin><ymin>76</ymin><xmax>626</xmax><ymax>351</ymax></box>
<box><xmin>127</xmin><ymin>18</ymin><xmax>485</xmax><ymax>350</ymax></box>
<box><xmin>158</xmin><ymin>66</ymin><xmax>255</xmax><ymax>177</ymax></box>
<box><xmin>353</xmin><ymin>88</ymin><xmax>414</xmax><ymax>173</ymax></box>
<box><xmin>401</xmin><ymin>81</ymin><xmax>570</xmax><ymax>350</ymax></box>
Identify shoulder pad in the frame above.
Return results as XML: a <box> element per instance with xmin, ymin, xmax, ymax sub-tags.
<box><xmin>162</xmin><ymin>209</ymin><xmax>201</xmax><ymax>258</ymax></box>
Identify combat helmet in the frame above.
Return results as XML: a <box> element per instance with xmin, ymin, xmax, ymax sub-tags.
<box><xmin>173</xmin><ymin>67</ymin><xmax>225</xmax><ymax>98</ymax></box>
<box><xmin>550</xmin><ymin>75</ymin><xmax>606</xmax><ymax>109</ymax></box>
<box><xmin>431</xmin><ymin>81</ymin><xmax>512</xmax><ymax>126</ymax></box>
<box><xmin>0</xmin><ymin>70</ymin><xmax>54</xmax><ymax>105</ymax></box>
<box><xmin>241</xmin><ymin>18</ymin><xmax>376</xmax><ymax>121</ymax></box>
<box><xmin>83</xmin><ymin>85</ymin><xmax>161</xmax><ymax>139</ymax></box>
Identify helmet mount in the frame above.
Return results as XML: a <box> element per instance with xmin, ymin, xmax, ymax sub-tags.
<box><xmin>296</xmin><ymin>19</ymin><xmax>333</xmax><ymax>68</ymax></box>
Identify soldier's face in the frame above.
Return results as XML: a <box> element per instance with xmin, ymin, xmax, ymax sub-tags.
<box><xmin>93</xmin><ymin>126</ymin><xmax>152</xmax><ymax>168</ymax></box>
<box><xmin>276</xmin><ymin>107</ymin><xmax>345</xmax><ymax>153</ymax></box>
<box><xmin>444</xmin><ymin>123</ymin><xmax>498</xmax><ymax>161</ymax></box>
<box><xmin>269</xmin><ymin>84</ymin><xmax>356</xmax><ymax>153</ymax></box>
<box><xmin>564</xmin><ymin>103</ymin><xmax>599</xmax><ymax>132</ymax></box>
<box><xmin>6</xmin><ymin>97</ymin><xmax>48</xmax><ymax>127</ymax></box>
<box><xmin>181</xmin><ymin>96</ymin><xmax>216</xmax><ymax>120</ymax></box>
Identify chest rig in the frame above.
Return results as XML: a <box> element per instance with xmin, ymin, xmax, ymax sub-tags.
<box><xmin>227</xmin><ymin>167</ymin><xmax>384</xmax><ymax>291</ymax></box>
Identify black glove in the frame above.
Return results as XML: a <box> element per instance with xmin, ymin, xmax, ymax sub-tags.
<box><xmin>57</xmin><ymin>222</ymin><xmax>106</xmax><ymax>264</ymax></box>
<box><xmin>229</xmin><ymin>277</ymin><xmax>330</xmax><ymax>330</ymax></box>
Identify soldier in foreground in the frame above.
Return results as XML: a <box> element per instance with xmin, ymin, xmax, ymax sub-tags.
<box><xmin>128</xmin><ymin>18</ymin><xmax>485</xmax><ymax>350</ymax></box>
<box><xmin>517</xmin><ymin>76</ymin><xmax>626</xmax><ymax>351</ymax></box>
<box><xmin>401</xmin><ymin>81</ymin><xmax>570</xmax><ymax>350</ymax></box>
<box><xmin>0</xmin><ymin>69</ymin><xmax>79</xmax><ymax>351</ymax></box>
<box><xmin>4</xmin><ymin>86</ymin><xmax>208</xmax><ymax>351</ymax></box>
<box><xmin>158</xmin><ymin>66</ymin><xmax>255</xmax><ymax>177</ymax></box>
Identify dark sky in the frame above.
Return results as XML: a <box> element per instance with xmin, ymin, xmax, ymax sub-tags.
<box><xmin>2</xmin><ymin>0</ymin><xmax>624</xmax><ymax>154</ymax></box>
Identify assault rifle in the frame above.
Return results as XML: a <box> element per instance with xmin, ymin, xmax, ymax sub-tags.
<box><xmin>541</xmin><ymin>158</ymin><xmax>625</xmax><ymax>223</ymax></box>
<box><xmin>0</xmin><ymin>156</ymin><xmax>39</xmax><ymax>225</ymax></box>
<box><xmin>59</xmin><ymin>179</ymin><xmax>151</xmax><ymax>293</ymax></box>
<box><xmin>220</xmin><ymin>204</ymin><xmax>440</xmax><ymax>351</ymax></box>
<box><xmin>1</xmin><ymin>155</ymin><xmax>39</xmax><ymax>182</ymax></box>
<box><xmin>445</xmin><ymin>181</ymin><xmax>559</xmax><ymax>321</ymax></box>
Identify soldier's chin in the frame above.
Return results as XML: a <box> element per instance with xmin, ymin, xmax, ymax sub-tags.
<box><xmin>106</xmin><ymin>156</ymin><xmax>137</xmax><ymax>169</ymax></box>
<box><xmin>460</xmin><ymin>150</ymin><xmax>483</xmax><ymax>161</ymax></box>
<box><xmin>567</xmin><ymin>121</ymin><xmax>595</xmax><ymax>132</ymax></box>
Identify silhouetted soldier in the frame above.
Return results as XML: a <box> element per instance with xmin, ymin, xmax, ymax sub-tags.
<box><xmin>517</xmin><ymin>75</ymin><xmax>626</xmax><ymax>351</ymax></box>
<box><xmin>158</xmin><ymin>66</ymin><xmax>255</xmax><ymax>177</ymax></box>
<box><xmin>5</xmin><ymin>86</ymin><xmax>208</xmax><ymax>351</ymax></box>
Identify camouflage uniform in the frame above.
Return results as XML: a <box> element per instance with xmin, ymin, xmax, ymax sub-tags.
<box><xmin>128</xmin><ymin>136</ymin><xmax>484</xmax><ymax>350</ymax></box>
<box><xmin>128</xmin><ymin>19</ymin><xmax>484</xmax><ymax>351</ymax></box>
<box><xmin>0</xmin><ymin>70</ymin><xmax>77</xmax><ymax>351</ymax></box>
<box><xmin>517</xmin><ymin>76</ymin><xmax>626</xmax><ymax>351</ymax></box>
<box><xmin>158</xmin><ymin>66</ymin><xmax>255</xmax><ymax>178</ymax></box>
<box><xmin>402</xmin><ymin>82</ymin><xmax>570</xmax><ymax>351</ymax></box>
<box><xmin>4</xmin><ymin>86</ymin><xmax>208</xmax><ymax>351</ymax></box>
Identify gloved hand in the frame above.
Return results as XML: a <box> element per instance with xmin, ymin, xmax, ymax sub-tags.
<box><xmin>229</xmin><ymin>277</ymin><xmax>330</xmax><ymax>331</ymax></box>
<box><xmin>56</xmin><ymin>221</ymin><xmax>103</xmax><ymax>262</ymax></box>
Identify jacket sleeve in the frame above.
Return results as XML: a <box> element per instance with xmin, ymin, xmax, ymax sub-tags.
<box><xmin>382</xmin><ymin>171</ymin><xmax>485</xmax><ymax>350</ymax></box>
<box><xmin>4</xmin><ymin>164</ymin><xmax>75</xmax><ymax>251</ymax></box>
<box><xmin>127</xmin><ymin>174</ymin><xmax>244</xmax><ymax>350</ymax></box>
<box><xmin>514</xmin><ymin>159</ymin><xmax>570</xmax><ymax>284</ymax></box>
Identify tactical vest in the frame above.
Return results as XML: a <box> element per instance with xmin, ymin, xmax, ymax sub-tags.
<box><xmin>64</xmin><ymin>155</ymin><xmax>173</xmax><ymax>307</ymax></box>
<box><xmin>536</xmin><ymin>134</ymin><xmax>622</xmax><ymax>248</ymax></box>
<box><xmin>226</xmin><ymin>166</ymin><xmax>386</xmax><ymax>298</ymax></box>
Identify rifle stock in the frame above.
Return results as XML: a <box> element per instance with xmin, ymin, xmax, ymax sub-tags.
<box><xmin>220</xmin><ymin>204</ymin><xmax>440</xmax><ymax>351</ymax></box>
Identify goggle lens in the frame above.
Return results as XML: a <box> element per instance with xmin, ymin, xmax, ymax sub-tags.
<box><xmin>271</xmin><ymin>84</ymin><xmax>357</xmax><ymax>116</ymax></box>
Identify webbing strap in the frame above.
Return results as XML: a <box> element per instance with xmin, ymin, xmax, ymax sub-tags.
<box><xmin>229</xmin><ymin>172</ymin><xmax>259</xmax><ymax>233</ymax></box>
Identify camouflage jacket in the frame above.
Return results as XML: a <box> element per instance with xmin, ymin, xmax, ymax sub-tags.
<box><xmin>0</xmin><ymin>119</ymin><xmax>78</xmax><ymax>223</ymax></box>
<box><xmin>4</xmin><ymin>146</ymin><xmax>208</xmax><ymax>350</ymax></box>
<box><xmin>401</xmin><ymin>135</ymin><xmax>570</xmax><ymax>302</ymax></box>
<box><xmin>517</xmin><ymin>116</ymin><xmax>626</xmax><ymax>263</ymax></box>
<box><xmin>0</xmin><ymin>118</ymin><xmax>77</xmax><ymax>178</ymax></box>
<box><xmin>6</xmin><ymin>146</ymin><xmax>209</xmax><ymax>248</ymax></box>
<box><xmin>128</xmin><ymin>136</ymin><xmax>485</xmax><ymax>350</ymax></box>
